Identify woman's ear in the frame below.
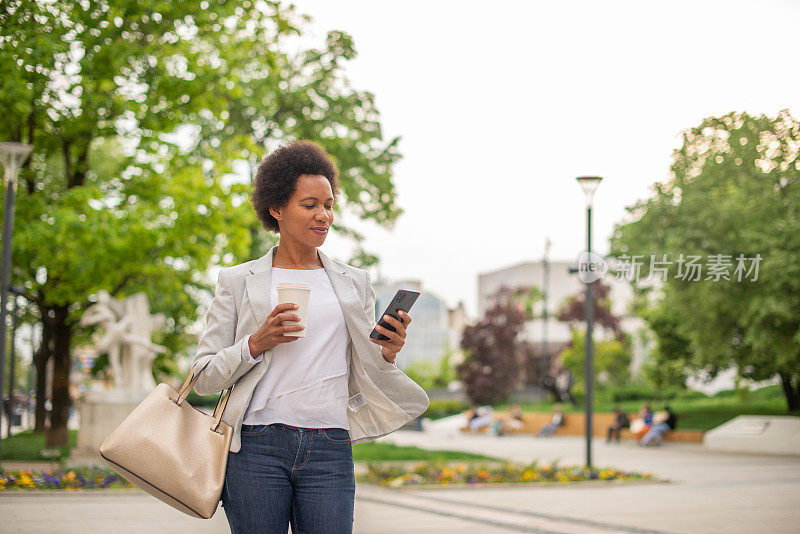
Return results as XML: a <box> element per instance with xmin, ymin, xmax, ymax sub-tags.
<box><xmin>269</xmin><ymin>206</ymin><xmax>281</xmax><ymax>221</ymax></box>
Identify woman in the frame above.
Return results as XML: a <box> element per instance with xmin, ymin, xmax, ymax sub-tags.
<box><xmin>190</xmin><ymin>140</ymin><xmax>429</xmax><ymax>533</ymax></box>
<box><xmin>639</xmin><ymin>406</ymin><xmax>677</xmax><ymax>446</ymax></box>
<box><xmin>492</xmin><ymin>403</ymin><xmax>524</xmax><ymax>436</ymax></box>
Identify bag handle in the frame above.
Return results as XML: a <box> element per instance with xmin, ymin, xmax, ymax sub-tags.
<box><xmin>175</xmin><ymin>359</ymin><xmax>234</xmax><ymax>433</ymax></box>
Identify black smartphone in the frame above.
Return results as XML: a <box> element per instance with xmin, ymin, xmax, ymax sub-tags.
<box><xmin>369</xmin><ymin>289</ymin><xmax>421</xmax><ymax>341</ymax></box>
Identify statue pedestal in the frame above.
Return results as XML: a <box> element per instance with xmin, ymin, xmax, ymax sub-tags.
<box><xmin>70</xmin><ymin>389</ymin><xmax>150</xmax><ymax>465</ymax></box>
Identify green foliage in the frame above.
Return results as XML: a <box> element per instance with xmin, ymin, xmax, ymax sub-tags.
<box><xmin>402</xmin><ymin>346</ymin><xmax>459</xmax><ymax>391</ymax></box>
<box><xmin>513</xmin><ymin>286</ymin><xmax>544</xmax><ymax>320</ymax></box>
<box><xmin>89</xmin><ymin>353</ymin><xmax>109</xmax><ymax>379</ymax></box>
<box><xmin>638</xmin><ymin>300</ymin><xmax>693</xmax><ymax>391</ymax></box>
<box><xmin>185</xmin><ymin>390</ymin><xmax>221</xmax><ymax>409</ymax></box>
<box><xmin>559</xmin><ymin>329</ymin><xmax>632</xmax><ymax>386</ymax></box>
<box><xmin>0</xmin><ymin>0</ymin><xmax>403</xmax><ymax>414</ymax></box>
<box><xmin>611</xmin><ymin>110</ymin><xmax>800</xmax><ymax>410</ymax></box>
<box><xmin>600</xmin><ymin>383</ymin><xmax>706</xmax><ymax>403</ymax></box>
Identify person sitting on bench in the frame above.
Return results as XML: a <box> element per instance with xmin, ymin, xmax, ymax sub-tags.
<box><xmin>536</xmin><ymin>404</ymin><xmax>563</xmax><ymax>437</ymax></box>
<box><xmin>466</xmin><ymin>405</ymin><xmax>495</xmax><ymax>432</ymax></box>
<box><xmin>606</xmin><ymin>407</ymin><xmax>630</xmax><ymax>443</ymax></box>
<box><xmin>492</xmin><ymin>403</ymin><xmax>524</xmax><ymax>436</ymax></box>
<box><xmin>640</xmin><ymin>406</ymin><xmax>678</xmax><ymax>446</ymax></box>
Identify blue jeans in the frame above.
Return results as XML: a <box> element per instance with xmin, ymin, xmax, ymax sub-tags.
<box><xmin>640</xmin><ymin>422</ymin><xmax>671</xmax><ymax>445</ymax></box>
<box><xmin>222</xmin><ymin>423</ymin><xmax>355</xmax><ymax>534</ymax></box>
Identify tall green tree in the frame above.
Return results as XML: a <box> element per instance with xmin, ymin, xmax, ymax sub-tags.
<box><xmin>0</xmin><ymin>0</ymin><xmax>402</xmax><ymax>446</ymax></box>
<box><xmin>611</xmin><ymin>110</ymin><xmax>800</xmax><ymax>410</ymax></box>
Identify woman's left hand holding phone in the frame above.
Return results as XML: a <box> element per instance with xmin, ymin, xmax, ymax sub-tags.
<box><xmin>369</xmin><ymin>310</ymin><xmax>412</xmax><ymax>364</ymax></box>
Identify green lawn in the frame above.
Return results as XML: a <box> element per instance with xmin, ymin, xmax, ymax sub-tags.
<box><xmin>492</xmin><ymin>384</ymin><xmax>797</xmax><ymax>431</ymax></box>
<box><xmin>352</xmin><ymin>441</ymin><xmax>498</xmax><ymax>462</ymax></box>
<box><xmin>1</xmin><ymin>429</ymin><xmax>78</xmax><ymax>461</ymax></box>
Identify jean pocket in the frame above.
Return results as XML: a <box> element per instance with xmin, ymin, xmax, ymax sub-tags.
<box><xmin>320</xmin><ymin>428</ymin><xmax>351</xmax><ymax>444</ymax></box>
<box><xmin>241</xmin><ymin>424</ymin><xmax>270</xmax><ymax>435</ymax></box>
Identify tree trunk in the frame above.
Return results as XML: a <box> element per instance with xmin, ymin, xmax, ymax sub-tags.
<box><xmin>45</xmin><ymin>305</ymin><xmax>71</xmax><ymax>448</ymax></box>
<box><xmin>779</xmin><ymin>373</ymin><xmax>800</xmax><ymax>411</ymax></box>
<box><xmin>33</xmin><ymin>311</ymin><xmax>53</xmax><ymax>433</ymax></box>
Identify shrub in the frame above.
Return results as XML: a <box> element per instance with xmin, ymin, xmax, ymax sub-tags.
<box><xmin>560</xmin><ymin>329</ymin><xmax>632</xmax><ymax>386</ymax></box>
<box><xmin>458</xmin><ymin>286</ymin><xmax>528</xmax><ymax>405</ymax></box>
<box><xmin>404</xmin><ymin>349</ymin><xmax>459</xmax><ymax>391</ymax></box>
<box><xmin>423</xmin><ymin>399</ymin><xmax>470</xmax><ymax>419</ymax></box>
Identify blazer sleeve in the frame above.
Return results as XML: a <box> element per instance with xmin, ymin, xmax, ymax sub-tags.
<box><xmin>362</xmin><ymin>269</ymin><xmax>377</xmax><ymax>327</ymax></box>
<box><xmin>191</xmin><ymin>269</ymin><xmax>262</xmax><ymax>396</ymax></box>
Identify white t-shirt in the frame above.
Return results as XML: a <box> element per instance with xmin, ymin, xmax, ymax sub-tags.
<box><xmin>241</xmin><ymin>267</ymin><xmax>351</xmax><ymax>429</ymax></box>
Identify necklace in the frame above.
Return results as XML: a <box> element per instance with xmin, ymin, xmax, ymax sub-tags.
<box><xmin>272</xmin><ymin>249</ymin><xmax>323</xmax><ymax>270</ymax></box>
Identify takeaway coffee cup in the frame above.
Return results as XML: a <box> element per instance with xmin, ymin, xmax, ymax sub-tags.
<box><xmin>277</xmin><ymin>282</ymin><xmax>311</xmax><ymax>337</ymax></box>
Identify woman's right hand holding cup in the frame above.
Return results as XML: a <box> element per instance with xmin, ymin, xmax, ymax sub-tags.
<box><xmin>248</xmin><ymin>303</ymin><xmax>305</xmax><ymax>355</ymax></box>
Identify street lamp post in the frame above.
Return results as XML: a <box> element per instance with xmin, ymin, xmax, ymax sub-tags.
<box><xmin>576</xmin><ymin>175</ymin><xmax>602</xmax><ymax>468</ymax></box>
<box><xmin>0</xmin><ymin>142</ymin><xmax>33</xmax><ymax>462</ymax></box>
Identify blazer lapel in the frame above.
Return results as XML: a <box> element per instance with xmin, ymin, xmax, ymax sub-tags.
<box><xmin>244</xmin><ymin>245</ymin><xmax>278</xmax><ymax>327</ymax></box>
<box><xmin>318</xmin><ymin>248</ymin><xmax>386</xmax><ymax>372</ymax></box>
<box><xmin>318</xmin><ymin>248</ymin><xmax>368</xmax><ymax>332</ymax></box>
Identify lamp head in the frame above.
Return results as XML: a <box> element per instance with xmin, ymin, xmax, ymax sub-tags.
<box><xmin>576</xmin><ymin>175</ymin><xmax>603</xmax><ymax>206</ymax></box>
<box><xmin>0</xmin><ymin>142</ymin><xmax>34</xmax><ymax>184</ymax></box>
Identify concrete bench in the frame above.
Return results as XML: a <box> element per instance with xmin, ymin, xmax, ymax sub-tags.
<box><xmin>460</xmin><ymin>411</ymin><xmax>704</xmax><ymax>443</ymax></box>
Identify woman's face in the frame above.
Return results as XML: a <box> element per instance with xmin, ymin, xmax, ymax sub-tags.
<box><xmin>270</xmin><ymin>174</ymin><xmax>334</xmax><ymax>247</ymax></box>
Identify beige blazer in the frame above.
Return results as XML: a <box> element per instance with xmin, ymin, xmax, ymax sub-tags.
<box><xmin>191</xmin><ymin>244</ymin><xmax>430</xmax><ymax>453</ymax></box>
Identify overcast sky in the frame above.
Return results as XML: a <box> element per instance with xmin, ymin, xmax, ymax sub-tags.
<box><xmin>283</xmin><ymin>0</ymin><xmax>799</xmax><ymax>319</ymax></box>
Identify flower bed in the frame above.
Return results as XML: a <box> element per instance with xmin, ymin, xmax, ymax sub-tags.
<box><xmin>357</xmin><ymin>461</ymin><xmax>653</xmax><ymax>487</ymax></box>
<box><xmin>1</xmin><ymin>466</ymin><xmax>136</xmax><ymax>491</ymax></box>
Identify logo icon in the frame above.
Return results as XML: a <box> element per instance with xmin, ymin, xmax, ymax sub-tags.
<box><xmin>577</xmin><ymin>251</ymin><xmax>608</xmax><ymax>283</ymax></box>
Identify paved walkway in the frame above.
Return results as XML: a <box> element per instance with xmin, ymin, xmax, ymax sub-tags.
<box><xmin>2</xmin><ymin>422</ymin><xmax>799</xmax><ymax>533</ymax></box>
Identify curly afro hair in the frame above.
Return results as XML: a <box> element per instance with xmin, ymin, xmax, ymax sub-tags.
<box><xmin>251</xmin><ymin>140</ymin><xmax>340</xmax><ymax>234</ymax></box>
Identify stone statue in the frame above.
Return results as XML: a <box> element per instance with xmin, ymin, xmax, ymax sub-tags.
<box><xmin>80</xmin><ymin>290</ymin><xmax>167</xmax><ymax>393</ymax></box>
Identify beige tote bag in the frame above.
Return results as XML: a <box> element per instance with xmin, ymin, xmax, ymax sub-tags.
<box><xmin>99</xmin><ymin>361</ymin><xmax>232</xmax><ymax>519</ymax></box>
